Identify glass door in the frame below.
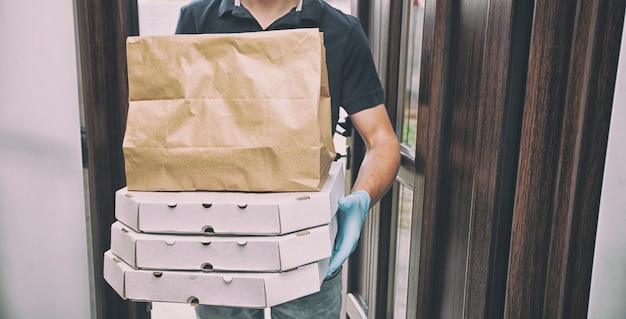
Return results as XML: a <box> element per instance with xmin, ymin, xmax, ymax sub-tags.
<box><xmin>344</xmin><ymin>0</ymin><xmax>425</xmax><ymax>318</ymax></box>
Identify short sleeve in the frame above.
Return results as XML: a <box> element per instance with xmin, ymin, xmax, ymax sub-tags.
<box><xmin>175</xmin><ymin>6</ymin><xmax>197</xmax><ymax>34</ymax></box>
<box><xmin>340</xmin><ymin>17</ymin><xmax>385</xmax><ymax>115</ymax></box>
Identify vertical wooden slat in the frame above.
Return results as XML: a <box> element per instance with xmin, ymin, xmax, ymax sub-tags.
<box><xmin>75</xmin><ymin>0</ymin><xmax>149</xmax><ymax>318</ymax></box>
<box><xmin>465</xmin><ymin>0</ymin><xmax>534</xmax><ymax>318</ymax></box>
<box><xmin>436</xmin><ymin>2</ymin><xmax>491</xmax><ymax>317</ymax></box>
<box><xmin>412</xmin><ymin>0</ymin><xmax>531</xmax><ymax>317</ymax></box>
<box><xmin>557</xmin><ymin>2</ymin><xmax>626</xmax><ymax>316</ymax></box>
<box><xmin>505</xmin><ymin>0</ymin><xmax>625</xmax><ymax>318</ymax></box>
<box><xmin>413</xmin><ymin>0</ymin><xmax>454</xmax><ymax>317</ymax></box>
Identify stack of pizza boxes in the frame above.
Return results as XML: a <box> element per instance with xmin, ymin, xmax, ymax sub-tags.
<box><xmin>103</xmin><ymin>161</ymin><xmax>344</xmax><ymax>308</ymax></box>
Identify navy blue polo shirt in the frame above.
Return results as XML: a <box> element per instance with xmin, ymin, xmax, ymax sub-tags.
<box><xmin>175</xmin><ymin>0</ymin><xmax>385</xmax><ymax>133</ymax></box>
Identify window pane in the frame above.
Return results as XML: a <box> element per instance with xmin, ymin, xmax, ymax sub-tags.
<box><xmin>401</xmin><ymin>1</ymin><xmax>425</xmax><ymax>149</ymax></box>
<box><xmin>393</xmin><ymin>184</ymin><xmax>414</xmax><ymax>318</ymax></box>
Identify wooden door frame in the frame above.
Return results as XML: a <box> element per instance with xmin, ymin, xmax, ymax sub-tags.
<box><xmin>75</xmin><ymin>1</ymin><xmax>149</xmax><ymax>318</ymax></box>
<box><xmin>413</xmin><ymin>0</ymin><xmax>625</xmax><ymax>318</ymax></box>
<box><xmin>412</xmin><ymin>0</ymin><xmax>533</xmax><ymax>317</ymax></box>
<box><xmin>506</xmin><ymin>1</ymin><xmax>625</xmax><ymax>317</ymax></box>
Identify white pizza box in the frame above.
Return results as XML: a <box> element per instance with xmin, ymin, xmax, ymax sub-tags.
<box><xmin>110</xmin><ymin>216</ymin><xmax>337</xmax><ymax>272</ymax></box>
<box><xmin>115</xmin><ymin>162</ymin><xmax>344</xmax><ymax>235</ymax></box>
<box><xmin>103</xmin><ymin>250</ymin><xmax>328</xmax><ymax>308</ymax></box>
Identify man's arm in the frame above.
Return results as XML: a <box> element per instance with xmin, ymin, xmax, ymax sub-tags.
<box><xmin>326</xmin><ymin>104</ymin><xmax>400</xmax><ymax>276</ymax></box>
<box><xmin>349</xmin><ymin>103</ymin><xmax>400</xmax><ymax>206</ymax></box>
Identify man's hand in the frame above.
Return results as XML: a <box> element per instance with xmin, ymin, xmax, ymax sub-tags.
<box><xmin>325</xmin><ymin>104</ymin><xmax>400</xmax><ymax>277</ymax></box>
<box><xmin>326</xmin><ymin>190</ymin><xmax>371</xmax><ymax>277</ymax></box>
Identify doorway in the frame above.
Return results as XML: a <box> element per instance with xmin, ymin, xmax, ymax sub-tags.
<box><xmin>75</xmin><ymin>0</ymin><xmax>625</xmax><ymax>318</ymax></box>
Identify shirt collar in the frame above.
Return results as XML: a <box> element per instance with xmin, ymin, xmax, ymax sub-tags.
<box><xmin>218</xmin><ymin>0</ymin><xmax>323</xmax><ymax>24</ymax></box>
<box><xmin>233</xmin><ymin>0</ymin><xmax>303</xmax><ymax>11</ymax></box>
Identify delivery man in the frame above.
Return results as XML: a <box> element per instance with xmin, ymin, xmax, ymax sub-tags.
<box><xmin>175</xmin><ymin>0</ymin><xmax>400</xmax><ymax>318</ymax></box>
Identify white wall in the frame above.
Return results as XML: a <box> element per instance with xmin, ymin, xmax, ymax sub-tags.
<box><xmin>588</xmin><ymin>21</ymin><xmax>626</xmax><ymax>319</ymax></box>
<box><xmin>0</xmin><ymin>1</ymin><xmax>92</xmax><ymax>319</ymax></box>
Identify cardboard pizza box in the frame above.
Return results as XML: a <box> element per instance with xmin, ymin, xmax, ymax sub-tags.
<box><xmin>103</xmin><ymin>250</ymin><xmax>328</xmax><ymax>308</ymax></box>
<box><xmin>115</xmin><ymin>162</ymin><xmax>344</xmax><ymax>235</ymax></box>
<box><xmin>109</xmin><ymin>217</ymin><xmax>337</xmax><ymax>272</ymax></box>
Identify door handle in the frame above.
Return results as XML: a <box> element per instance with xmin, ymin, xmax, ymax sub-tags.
<box><xmin>334</xmin><ymin>145</ymin><xmax>351</xmax><ymax>170</ymax></box>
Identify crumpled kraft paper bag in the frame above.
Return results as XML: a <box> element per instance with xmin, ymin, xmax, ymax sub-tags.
<box><xmin>122</xmin><ymin>28</ymin><xmax>335</xmax><ymax>192</ymax></box>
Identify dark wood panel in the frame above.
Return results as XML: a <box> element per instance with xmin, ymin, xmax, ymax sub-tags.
<box><xmin>505</xmin><ymin>0</ymin><xmax>625</xmax><ymax>318</ymax></box>
<box><xmin>412</xmin><ymin>0</ymin><xmax>454</xmax><ymax>317</ymax></box>
<box><xmin>75</xmin><ymin>0</ymin><xmax>149</xmax><ymax>318</ymax></box>
<box><xmin>436</xmin><ymin>1</ymin><xmax>490</xmax><ymax>317</ymax></box>
<box><xmin>412</xmin><ymin>0</ymin><xmax>532</xmax><ymax>318</ymax></box>
<box><xmin>465</xmin><ymin>0</ymin><xmax>534</xmax><ymax>318</ymax></box>
<box><xmin>556</xmin><ymin>3</ymin><xmax>626</xmax><ymax>316</ymax></box>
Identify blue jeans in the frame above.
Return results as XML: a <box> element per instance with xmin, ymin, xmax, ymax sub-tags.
<box><xmin>195</xmin><ymin>269</ymin><xmax>342</xmax><ymax>319</ymax></box>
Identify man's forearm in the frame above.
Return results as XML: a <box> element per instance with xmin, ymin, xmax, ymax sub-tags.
<box><xmin>351</xmin><ymin>137</ymin><xmax>400</xmax><ymax>207</ymax></box>
<box><xmin>349</xmin><ymin>104</ymin><xmax>401</xmax><ymax>206</ymax></box>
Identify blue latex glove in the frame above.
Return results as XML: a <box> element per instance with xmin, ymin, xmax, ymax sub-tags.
<box><xmin>327</xmin><ymin>190</ymin><xmax>371</xmax><ymax>277</ymax></box>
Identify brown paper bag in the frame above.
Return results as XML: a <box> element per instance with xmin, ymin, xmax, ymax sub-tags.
<box><xmin>122</xmin><ymin>28</ymin><xmax>335</xmax><ymax>192</ymax></box>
